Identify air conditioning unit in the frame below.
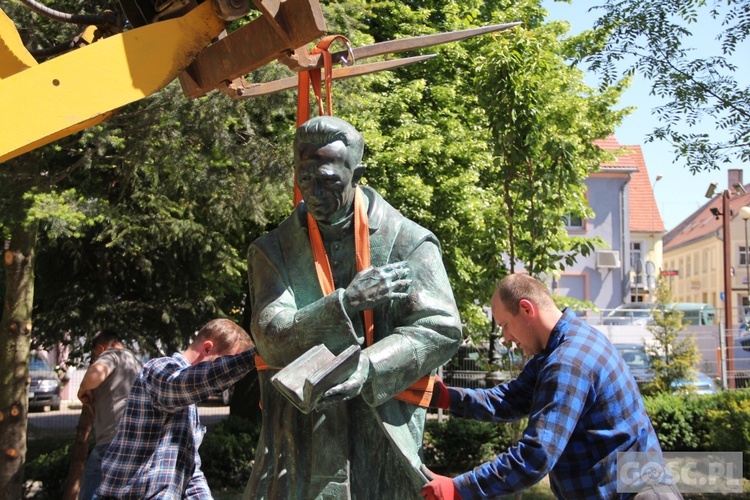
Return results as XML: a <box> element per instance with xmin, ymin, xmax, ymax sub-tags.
<box><xmin>596</xmin><ymin>250</ymin><xmax>621</xmax><ymax>269</ymax></box>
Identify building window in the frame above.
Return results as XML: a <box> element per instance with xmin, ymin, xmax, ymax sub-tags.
<box><xmin>564</xmin><ymin>215</ymin><xmax>584</xmax><ymax>229</ymax></box>
<box><xmin>630</xmin><ymin>241</ymin><xmax>643</xmax><ymax>270</ymax></box>
<box><xmin>703</xmin><ymin>250</ymin><xmax>709</xmax><ymax>273</ymax></box>
<box><xmin>686</xmin><ymin>256</ymin><xmax>691</xmax><ymax>277</ymax></box>
<box><xmin>740</xmin><ymin>246</ymin><xmax>750</xmax><ymax>266</ymax></box>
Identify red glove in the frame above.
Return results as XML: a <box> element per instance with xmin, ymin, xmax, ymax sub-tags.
<box><xmin>430</xmin><ymin>375</ymin><xmax>451</xmax><ymax>410</ymax></box>
<box><xmin>420</xmin><ymin>474</ymin><xmax>462</xmax><ymax>500</ymax></box>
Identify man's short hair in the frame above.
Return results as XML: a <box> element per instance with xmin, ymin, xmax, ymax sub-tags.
<box><xmin>294</xmin><ymin>116</ymin><xmax>364</xmax><ymax>171</ymax></box>
<box><xmin>195</xmin><ymin>319</ymin><xmax>253</xmax><ymax>355</ymax></box>
<box><xmin>91</xmin><ymin>329</ymin><xmax>121</xmax><ymax>350</ymax></box>
<box><xmin>495</xmin><ymin>274</ymin><xmax>556</xmax><ymax>316</ymax></box>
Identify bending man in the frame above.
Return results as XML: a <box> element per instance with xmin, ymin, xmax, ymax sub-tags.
<box><xmin>422</xmin><ymin>274</ymin><xmax>680</xmax><ymax>499</ymax></box>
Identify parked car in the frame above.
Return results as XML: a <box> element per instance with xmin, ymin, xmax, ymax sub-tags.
<box><xmin>672</xmin><ymin>369</ymin><xmax>718</xmax><ymax>395</ymax></box>
<box><xmin>603</xmin><ymin>303</ymin><xmax>656</xmax><ymax>326</ymax></box>
<box><xmin>28</xmin><ymin>355</ymin><xmax>61</xmax><ymax>411</ymax></box>
<box><xmin>614</xmin><ymin>343</ymin><xmax>718</xmax><ymax>394</ymax></box>
<box><xmin>615</xmin><ymin>343</ymin><xmax>654</xmax><ymax>385</ymax></box>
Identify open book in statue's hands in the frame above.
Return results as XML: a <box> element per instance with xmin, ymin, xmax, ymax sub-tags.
<box><xmin>271</xmin><ymin>344</ymin><xmax>361</xmax><ymax>414</ymax></box>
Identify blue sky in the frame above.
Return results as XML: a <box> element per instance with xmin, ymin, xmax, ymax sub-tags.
<box><xmin>542</xmin><ymin>0</ymin><xmax>749</xmax><ymax>232</ymax></box>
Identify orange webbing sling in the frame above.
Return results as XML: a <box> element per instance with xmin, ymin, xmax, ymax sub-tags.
<box><xmin>292</xmin><ymin>35</ymin><xmax>350</xmax><ymax>206</ymax></box>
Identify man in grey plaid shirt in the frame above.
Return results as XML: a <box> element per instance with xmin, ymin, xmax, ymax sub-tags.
<box><xmin>96</xmin><ymin>319</ymin><xmax>255</xmax><ymax>499</ymax></box>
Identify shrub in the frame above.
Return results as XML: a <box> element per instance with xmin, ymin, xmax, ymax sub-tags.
<box><xmin>200</xmin><ymin>414</ymin><xmax>261</xmax><ymax>491</ymax></box>
<box><xmin>23</xmin><ymin>438</ymin><xmax>74</xmax><ymax>499</ymax></box>
<box><xmin>423</xmin><ymin>417</ymin><xmax>525</xmax><ymax>475</ymax></box>
<box><xmin>643</xmin><ymin>390</ymin><xmax>750</xmax><ymax>480</ymax></box>
<box><xmin>643</xmin><ymin>392</ymin><xmax>699</xmax><ymax>451</ymax></box>
<box><xmin>706</xmin><ymin>391</ymin><xmax>750</xmax><ymax>478</ymax></box>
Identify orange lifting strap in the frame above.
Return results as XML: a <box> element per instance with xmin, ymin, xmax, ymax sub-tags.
<box><xmin>293</xmin><ymin>34</ymin><xmax>351</xmax><ymax>205</ymax></box>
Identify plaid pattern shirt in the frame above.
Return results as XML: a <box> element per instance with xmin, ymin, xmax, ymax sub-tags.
<box><xmin>449</xmin><ymin>308</ymin><xmax>662</xmax><ymax>499</ymax></box>
<box><xmin>97</xmin><ymin>349</ymin><xmax>255</xmax><ymax>499</ymax></box>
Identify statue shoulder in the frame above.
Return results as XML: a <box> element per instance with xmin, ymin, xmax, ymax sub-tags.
<box><xmin>362</xmin><ymin>186</ymin><xmax>441</xmax><ymax>254</ymax></box>
<box><xmin>249</xmin><ymin>207</ymin><xmax>305</xmax><ymax>258</ymax></box>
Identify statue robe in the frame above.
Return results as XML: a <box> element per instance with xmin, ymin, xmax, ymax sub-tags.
<box><xmin>243</xmin><ymin>186</ymin><xmax>462</xmax><ymax>499</ymax></box>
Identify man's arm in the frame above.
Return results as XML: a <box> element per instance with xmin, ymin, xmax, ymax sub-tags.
<box><xmin>447</xmin><ymin>366</ymin><xmax>536</xmax><ymax>422</ymax></box>
<box><xmin>452</xmin><ymin>361</ymin><xmax>590</xmax><ymax>498</ymax></box>
<box><xmin>144</xmin><ymin>349</ymin><xmax>256</xmax><ymax>411</ymax></box>
<box><xmin>77</xmin><ymin>361</ymin><xmax>113</xmax><ymax>404</ymax></box>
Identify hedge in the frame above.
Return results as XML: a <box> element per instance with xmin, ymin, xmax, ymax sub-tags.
<box><xmin>22</xmin><ymin>390</ymin><xmax>750</xmax><ymax>495</ymax></box>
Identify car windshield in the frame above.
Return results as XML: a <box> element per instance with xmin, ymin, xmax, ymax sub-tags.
<box><xmin>610</xmin><ymin>305</ymin><xmax>653</xmax><ymax>318</ymax></box>
<box><xmin>29</xmin><ymin>357</ymin><xmax>53</xmax><ymax>371</ymax></box>
<box><xmin>618</xmin><ymin>349</ymin><xmax>650</xmax><ymax>369</ymax></box>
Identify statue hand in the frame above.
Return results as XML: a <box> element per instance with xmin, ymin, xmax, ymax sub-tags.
<box><xmin>343</xmin><ymin>261</ymin><xmax>411</xmax><ymax>314</ymax></box>
<box><xmin>317</xmin><ymin>353</ymin><xmax>370</xmax><ymax>409</ymax></box>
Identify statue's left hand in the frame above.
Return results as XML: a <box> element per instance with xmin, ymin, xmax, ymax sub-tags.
<box><xmin>317</xmin><ymin>353</ymin><xmax>371</xmax><ymax>408</ymax></box>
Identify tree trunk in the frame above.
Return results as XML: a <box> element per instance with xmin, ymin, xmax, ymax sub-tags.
<box><xmin>63</xmin><ymin>404</ymin><xmax>95</xmax><ymax>500</ymax></box>
<box><xmin>0</xmin><ymin>220</ymin><xmax>39</xmax><ymax>499</ymax></box>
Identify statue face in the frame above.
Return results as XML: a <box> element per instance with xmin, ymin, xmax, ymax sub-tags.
<box><xmin>296</xmin><ymin>140</ymin><xmax>356</xmax><ymax>224</ymax></box>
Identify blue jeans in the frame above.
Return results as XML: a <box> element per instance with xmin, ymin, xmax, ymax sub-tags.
<box><xmin>79</xmin><ymin>442</ymin><xmax>109</xmax><ymax>500</ymax></box>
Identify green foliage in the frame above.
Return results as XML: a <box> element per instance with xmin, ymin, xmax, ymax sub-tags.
<box><xmin>642</xmin><ymin>390</ymin><xmax>750</xmax><ymax>479</ymax></box>
<box><xmin>22</xmin><ymin>439</ymin><xmax>73</xmax><ymax>499</ymax></box>
<box><xmin>200</xmin><ymin>415</ymin><xmax>261</xmax><ymax>491</ymax></box>
<box><xmin>423</xmin><ymin>417</ymin><xmax>526</xmax><ymax>474</ymax></box>
<box><xmin>474</xmin><ymin>6</ymin><xmax>626</xmax><ymax>277</ymax></box>
<box><xmin>645</xmin><ymin>276</ymin><xmax>700</xmax><ymax>394</ymax></box>
<box><xmin>584</xmin><ymin>0</ymin><xmax>750</xmax><ymax>171</ymax></box>
<box><xmin>707</xmin><ymin>391</ymin><xmax>750</xmax><ymax>478</ymax></box>
<box><xmin>643</xmin><ymin>392</ymin><xmax>700</xmax><ymax>450</ymax></box>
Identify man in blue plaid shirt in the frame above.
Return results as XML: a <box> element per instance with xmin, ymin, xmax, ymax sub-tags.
<box><xmin>95</xmin><ymin>319</ymin><xmax>256</xmax><ymax>499</ymax></box>
<box><xmin>421</xmin><ymin>274</ymin><xmax>681</xmax><ymax>500</ymax></box>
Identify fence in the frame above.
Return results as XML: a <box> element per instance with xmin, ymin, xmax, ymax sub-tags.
<box><xmin>26</xmin><ymin>309</ymin><xmax>750</xmax><ymax>439</ymax></box>
<box><xmin>26</xmin><ymin>365</ymin><xmax>230</xmax><ymax>439</ymax></box>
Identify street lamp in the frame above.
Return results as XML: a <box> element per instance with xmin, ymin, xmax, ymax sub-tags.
<box><xmin>708</xmin><ymin>186</ymin><xmax>735</xmax><ymax>388</ymax></box>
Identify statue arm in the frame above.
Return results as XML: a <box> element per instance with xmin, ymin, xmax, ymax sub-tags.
<box><xmin>249</xmin><ymin>244</ymin><xmax>361</xmax><ymax>366</ymax></box>
<box><xmin>361</xmin><ymin>239</ymin><xmax>462</xmax><ymax>406</ymax></box>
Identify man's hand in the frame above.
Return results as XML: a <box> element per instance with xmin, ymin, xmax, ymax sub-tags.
<box><xmin>343</xmin><ymin>261</ymin><xmax>411</xmax><ymax>314</ymax></box>
<box><xmin>317</xmin><ymin>353</ymin><xmax>371</xmax><ymax>409</ymax></box>
<box><xmin>420</xmin><ymin>474</ymin><xmax>462</xmax><ymax>500</ymax></box>
<box><xmin>78</xmin><ymin>388</ymin><xmax>94</xmax><ymax>405</ymax></box>
<box><xmin>430</xmin><ymin>375</ymin><xmax>451</xmax><ymax>410</ymax></box>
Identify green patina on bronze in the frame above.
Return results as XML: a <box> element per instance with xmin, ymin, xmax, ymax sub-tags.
<box><xmin>243</xmin><ymin>116</ymin><xmax>461</xmax><ymax>499</ymax></box>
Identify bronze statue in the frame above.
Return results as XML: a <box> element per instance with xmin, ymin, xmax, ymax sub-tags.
<box><xmin>244</xmin><ymin>116</ymin><xmax>461</xmax><ymax>499</ymax></box>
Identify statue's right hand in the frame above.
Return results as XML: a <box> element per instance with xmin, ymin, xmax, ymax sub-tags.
<box><xmin>343</xmin><ymin>261</ymin><xmax>411</xmax><ymax>313</ymax></box>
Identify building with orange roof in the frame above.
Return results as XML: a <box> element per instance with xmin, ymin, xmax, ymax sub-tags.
<box><xmin>554</xmin><ymin>136</ymin><xmax>666</xmax><ymax>309</ymax></box>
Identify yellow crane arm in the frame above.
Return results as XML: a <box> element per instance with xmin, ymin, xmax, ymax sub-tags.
<box><xmin>0</xmin><ymin>1</ymin><xmax>225</xmax><ymax>163</ymax></box>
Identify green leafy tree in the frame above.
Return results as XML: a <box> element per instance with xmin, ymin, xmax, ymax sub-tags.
<box><xmin>475</xmin><ymin>5</ymin><xmax>626</xmax><ymax>277</ymax></box>
<box><xmin>644</xmin><ymin>275</ymin><xmax>700</xmax><ymax>394</ymax></box>
<box><xmin>0</xmin><ymin>2</ymin><xmax>294</xmax><ymax>491</ymax></box>
<box><xmin>580</xmin><ymin>0</ymin><xmax>750</xmax><ymax>172</ymax></box>
<box><xmin>329</xmin><ymin>0</ymin><xmax>627</xmax><ymax>334</ymax></box>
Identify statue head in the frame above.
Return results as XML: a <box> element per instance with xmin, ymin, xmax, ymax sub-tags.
<box><xmin>294</xmin><ymin>117</ymin><xmax>366</xmax><ymax>224</ymax></box>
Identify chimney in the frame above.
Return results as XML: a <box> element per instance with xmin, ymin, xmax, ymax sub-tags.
<box><xmin>729</xmin><ymin>169</ymin><xmax>743</xmax><ymax>190</ymax></box>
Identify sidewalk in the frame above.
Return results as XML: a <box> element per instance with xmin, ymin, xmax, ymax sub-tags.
<box><xmin>27</xmin><ymin>399</ymin><xmax>230</xmax><ymax>438</ymax></box>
